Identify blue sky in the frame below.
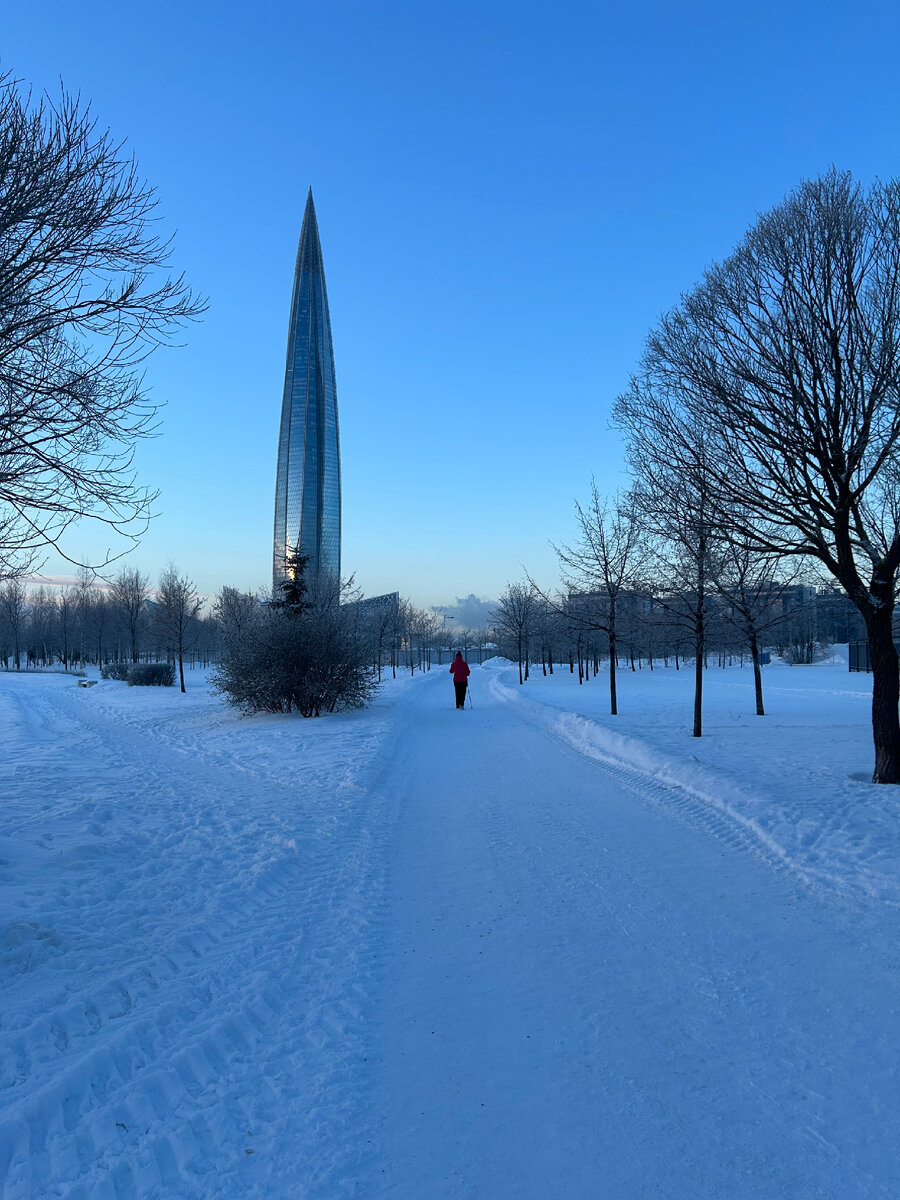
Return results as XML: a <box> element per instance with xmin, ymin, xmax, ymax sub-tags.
<box><xmin>5</xmin><ymin>0</ymin><xmax>900</xmax><ymax>613</ymax></box>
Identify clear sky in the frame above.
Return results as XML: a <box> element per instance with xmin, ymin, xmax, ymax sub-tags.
<box><xmin>5</xmin><ymin>0</ymin><xmax>900</xmax><ymax>615</ymax></box>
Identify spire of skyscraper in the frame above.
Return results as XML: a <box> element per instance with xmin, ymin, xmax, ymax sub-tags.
<box><xmin>273</xmin><ymin>189</ymin><xmax>341</xmax><ymax>590</ymax></box>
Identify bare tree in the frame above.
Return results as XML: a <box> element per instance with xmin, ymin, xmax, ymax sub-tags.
<box><xmin>632</xmin><ymin>459</ymin><xmax>718</xmax><ymax>738</ymax></box>
<box><xmin>549</xmin><ymin>486</ymin><xmax>648</xmax><ymax>715</ymax></box>
<box><xmin>26</xmin><ymin>584</ymin><xmax>54</xmax><ymax>666</ymax></box>
<box><xmin>0</xmin><ymin>576</ymin><xmax>27</xmax><ymax>668</ymax></box>
<box><xmin>109</xmin><ymin>566</ymin><xmax>149</xmax><ymax>663</ymax></box>
<box><xmin>456</xmin><ymin>626</ymin><xmax>475</xmax><ymax>660</ymax></box>
<box><xmin>386</xmin><ymin>598</ymin><xmax>407</xmax><ymax>679</ymax></box>
<box><xmin>707</xmin><ymin>534</ymin><xmax>798</xmax><ymax>714</ymax></box>
<box><xmin>0</xmin><ymin>73</ymin><xmax>204</xmax><ymax>575</ymax></box>
<box><xmin>155</xmin><ymin>564</ymin><xmax>201</xmax><ymax>692</ymax></box>
<box><xmin>87</xmin><ymin>587</ymin><xmax>111</xmax><ymax>667</ymax></box>
<box><xmin>618</xmin><ymin>170</ymin><xmax>900</xmax><ymax>781</ymax></box>
<box><xmin>401</xmin><ymin>602</ymin><xmax>436</xmax><ymax>675</ymax></box>
<box><xmin>604</xmin><ymin>387</ymin><xmax>719</xmax><ymax>736</ymax></box>
<box><xmin>214</xmin><ymin>585</ymin><xmax>258</xmax><ymax>646</ymax></box>
<box><xmin>492</xmin><ymin>582</ymin><xmax>537</xmax><ymax>684</ymax></box>
<box><xmin>74</xmin><ymin>567</ymin><xmax>96</xmax><ymax>666</ymax></box>
<box><xmin>57</xmin><ymin>586</ymin><xmax>75</xmax><ymax>669</ymax></box>
<box><xmin>356</xmin><ymin>596</ymin><xmax>401</xmax><ymax>681</ymax></box>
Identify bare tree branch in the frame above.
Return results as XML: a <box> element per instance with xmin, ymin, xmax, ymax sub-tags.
<box><xmin>0</xmin><ymin>72</ymin><xmax>206</xmax><ymax>574</ymax></box>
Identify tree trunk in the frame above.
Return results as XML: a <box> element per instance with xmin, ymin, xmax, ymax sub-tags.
<box><xmin>693</xmin><ymin>638</ymin><xmax>703</xmax><ymax>738</ymax></box>
<box><xmin>867</xmin><ymin>607</ymin><xmax>900</xmax><ymax>783</ymax></box>
<box><xmin>693</xmin><ymin>536</ymin><xmax>707</xmax><ymax>737</ymax></box>
<box><xmin>749</xmin><ymin>629</ymin><xmax>765</xmax><ymax>716</ymax></box>
<box><xmin>609</xmin><ymin>636</ymin><xmax>618</xmax><ymax>716</ymax></box>
<box><xmin>178</xmin><ymin>650</ymin><xmax>186</xmax><ymax>693</ymax></box>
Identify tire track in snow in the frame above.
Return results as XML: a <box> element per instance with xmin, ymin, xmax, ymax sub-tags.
<box><xmin>484</xmin><ymin>668</ymin><xmax>812</xmax><ymax>886</ymax></box>
<box><xmin>0</xmin><ymin>674</ymin><xmax>412</xmax><ymax>1198</ymax></box>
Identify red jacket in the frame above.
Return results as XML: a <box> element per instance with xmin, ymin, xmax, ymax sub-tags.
<box><xmin>449</xmin><ymin>657</ymin><xmax>470</xmax><ymax>682</ymax></box>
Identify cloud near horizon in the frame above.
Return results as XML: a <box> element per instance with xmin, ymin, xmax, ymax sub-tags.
<box><xmin>432</xmin><ymin>594</ymin><xmax>497</xmax><ymax>630</ymax></box>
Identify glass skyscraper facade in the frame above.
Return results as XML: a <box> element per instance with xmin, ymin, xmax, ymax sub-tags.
<box><xmin>273</xmin><ymin>189</ymin><xmax>341</xmax><ymax>589</ymax></box>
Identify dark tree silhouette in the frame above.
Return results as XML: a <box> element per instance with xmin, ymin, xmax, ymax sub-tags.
<box><xmin>617</xmin><ymin>170</ymin><xmax>900</xmax><ymax>782</ymax></box>
<box><xmin>0</xmin><ymin>72</ymin><xmax>204</xmax><ymax>574</ymax></box>
<box><xmin>273</xmin><ymin>546</ymin><xmax>312</xmax><ymax>613</ymax></box>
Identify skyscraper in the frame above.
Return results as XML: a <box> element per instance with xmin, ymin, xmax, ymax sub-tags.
<box><xmin>273</xmin><ymin>189</ymin><xmax>341</xmax><ymax>590</ymax></box>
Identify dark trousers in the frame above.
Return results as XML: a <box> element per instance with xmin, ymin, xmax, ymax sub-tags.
<box><xmin>454</xmin><ymin>680</ymin><xmax>467</xmax><ymax>708</ymax></box>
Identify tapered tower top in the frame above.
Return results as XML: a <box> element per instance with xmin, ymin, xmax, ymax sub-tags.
<box><xmin>295</xmin><ymin>188</ymin><xmax>323</xmax><ymax>276</ymax></box>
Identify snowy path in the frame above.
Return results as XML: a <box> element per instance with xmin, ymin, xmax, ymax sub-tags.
<box><xmin>367</xmin><ymin>671</ymin><xmax>899</xmax><ymax>1198</ymax></box>
<box><xmin>1</xmin><ymin>666</ymin><xmax>899</xmax><ymax>1198</ymax></box>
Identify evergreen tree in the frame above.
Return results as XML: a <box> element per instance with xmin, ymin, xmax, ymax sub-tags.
<box><xmin>273</xmin><ymin>547</ymin><xmax>312</xmax><ymax>614</ymax></box>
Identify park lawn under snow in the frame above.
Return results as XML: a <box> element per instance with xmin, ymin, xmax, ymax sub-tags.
<box><xmin>0</xmin><ymin>653</ymin><xmax>898</xmax><ymax>1197</ymax></box>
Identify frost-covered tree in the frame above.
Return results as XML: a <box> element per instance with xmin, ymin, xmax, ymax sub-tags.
<box><xmin>214</xmin><ymin>585</ymin><xmax>258</xmax><ymax>646</ymax></box>
<box><xmin>492</xmin><ymin>582</ymin><xmax>537</xmax><ymax>684</ymax></box>
<box><xmin>211</xmin><ymin>571</ymin><xmax>377</xmax><ymax>717</ymax></box>
<box><xmin>155</xmin><ymin>563</ymin><xmax>201</xmax><ymax>692</ymax></box>
<box><xmin>109</xmin><ymin>566</ymin><xmax>149</xmax><ymax>663</ymax></box>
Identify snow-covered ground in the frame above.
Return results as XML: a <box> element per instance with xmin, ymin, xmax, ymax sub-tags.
<box><xmin>484</xmin><ymin>651</ymin><xmax>900</xmax><ymax>908</ymax></box>
<box><xmin>1</xmin><ymin>655</ymin><xmax>898</xmax><ymax>1198</ymax></box>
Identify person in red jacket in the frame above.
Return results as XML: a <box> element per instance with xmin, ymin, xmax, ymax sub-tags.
<box><xmin>449</xmin><ymin>651</ymin><xmax>470</xmax><ymax>709</ymax></box>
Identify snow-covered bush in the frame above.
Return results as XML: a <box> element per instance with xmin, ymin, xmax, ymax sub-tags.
<box><xmin>127</xmin><ymin>662</ymin><xmax>176</xmax><ymax>687</ymax></box>
<box><xmin>211</xmin><ymin>576</ymin><xmax>378</xmax><ymax>717</ymax></box>
<box><xmin>781</xmin><ymin>640</ymin><xmax>833</xmax><ymax>666</ymax></box>
<box><xmin>100</xmin><ymin>662</ymin><xmax>131</xmax><ymax>681</ymax></box>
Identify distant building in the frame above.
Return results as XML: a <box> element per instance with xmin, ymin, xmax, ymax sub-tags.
<box><xmin>349</xmin><ymin>592</ymin><xmax>401</xmax><ymax>622</ymax></box>
<box><xmin>816</xmin><ymin>585</ymin><xmax>866</xmax><ymax>644</ymax></box>
<box><xmin>779</xmin><ymin>584</ymin><xmax>817</xmax><ymax>614</ymax></box>
<box><xmin>273</xmin><ymin>189</ymin><xmax>341</xmax><ymax>590</ymax></box>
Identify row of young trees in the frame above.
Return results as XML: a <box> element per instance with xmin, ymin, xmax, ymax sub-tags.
<box><xmin>0</xmin><ymin>561</ymin><xmax>494</xmax><ymax>698</ymax></box>
<box><xmin>493</xmin><ymin>516</ymin><xmax>829</xmax><ymax>718</ymax></box>
<box><xmin>493</xmin><ymin>170</ymin><xmax>900</xmax><ymax>784</ymax></box>
<box><xmin>617</xmin><ymin>171</ymin><xmax>900</xmax><ymax>784</ymax></box>
<box><xmin>0</xmin><ymin>565</ymin><xmax>206</xmax><ymax>691</ymax></box>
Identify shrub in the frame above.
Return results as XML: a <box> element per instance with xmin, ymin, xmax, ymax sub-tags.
<box><xmin>782</xmin><ymin>641</ymin><xmax>833</xmax><ymax>666</ymax></box>
<box><xmin>100</xmin><ymin>662</ymin><xmax>131</xmax><ymax>681</ymax></box>
<box><xmin>127</xmin><ymin>662</ymin><xmax>176</xmax><ymax>687</ymax></box>
<box><xmin>211</xmin><ymin>583</ymin><xmax>378</xmax><ymax>717</ymax></box>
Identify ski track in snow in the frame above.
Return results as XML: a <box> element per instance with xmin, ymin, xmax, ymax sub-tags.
<box><xmin>1</xmin><ymin>663</ymin><xmax>899</xmax><ymax>1198</ymax></box>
